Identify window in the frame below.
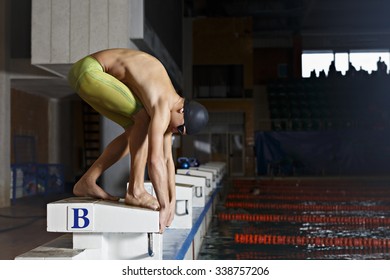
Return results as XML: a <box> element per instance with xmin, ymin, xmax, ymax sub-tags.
<box><xmin>301</xmin><ymin>52</ymin><xmax>333</xmax><ymax>78</ymax></box>
<box><xmin>349</xmin><ymin>51</ymin><xmax>389</xmax><ymax>74</ymax></box>
<box><xmin>334</xmin><ymin>53</ymin><xmax>349</xmax><ymax>75</ymax></box>
<box><xmin>301</xmin><ymin>50</ymin><xmax>390</xmax><ymax>78</ymax></box>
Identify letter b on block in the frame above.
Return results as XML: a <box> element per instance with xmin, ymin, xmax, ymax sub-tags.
<box><xmin>67</xmin><ymin>205</ymin><xmax>94</xmax><ymax>231</ymax></box>
<box><xmin>72</xmin><ymin>208</ymin><xmax>90</xmax><ymax>228</ymax></box>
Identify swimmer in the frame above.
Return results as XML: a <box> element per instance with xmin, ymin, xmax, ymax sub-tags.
<box><xmin>68</xmin><ymin>48</ymin><xmax>209</xmax><ymax>232</ymax></box>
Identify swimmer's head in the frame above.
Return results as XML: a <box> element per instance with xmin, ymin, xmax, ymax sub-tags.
<box><xmin>179</xmin><ymin>99</ymin><xmax>209</xmax><ymax>135</ymax></box>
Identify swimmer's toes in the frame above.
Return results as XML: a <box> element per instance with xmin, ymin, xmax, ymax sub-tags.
<box><xmin>106</xmin><ymin>194</ymin><xmax>120</xmax><ymax>201</ymax></box>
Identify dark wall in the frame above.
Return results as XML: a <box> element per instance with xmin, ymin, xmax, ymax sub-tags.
<box><xmin>145</xmin><ymin>0</ymin><xmax>183</xmax><ymax>70</ymax></box>
<box><xmin>11</xmin><ymin>89</ymin><xmax>49</xmax><ymax>164</ymax></box>
<box><xmin>256</xmin><ymin>130</ymin><xmax>390</xmax><ymax>176</ymax></box>
<box><xmin>11</xmin><ymin>0</ymin><xmax>31</xmax><ymax>58</ymax></box>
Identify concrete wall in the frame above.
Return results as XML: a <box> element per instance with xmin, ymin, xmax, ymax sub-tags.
<box><xmin>32</xmin><ymin>0</ymin><xmax>133</xmax><ymax>65</ymax></box>
<box><xmin>30</xmin><ymin>0</ymin><xmax>182</xmax><ymax>88</ymax></box>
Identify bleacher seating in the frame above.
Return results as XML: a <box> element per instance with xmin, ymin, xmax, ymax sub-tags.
<box><xmin>267</xmin><ymin>75</ymin><xmax>390</xmax><ymax>131</ymax></box>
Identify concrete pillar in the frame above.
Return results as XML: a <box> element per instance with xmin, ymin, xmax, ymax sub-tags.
<box><xmin>48</xmin><ymin>99</ymin><xmax>60</xmax><ymax>164</ymax></box>
<box><xmin>0</xmin><ymin>0</ymin><xmax>11</xmax><ymax>207</ymax></box>
<box><xmin>101</xmin><ymin>118</ymin><xmax>130</xmax><ymax>197</ymax></box>
<box><xmin>32</xmin><ymin>0</ymin><xmax>133</xmax><ymax>67</ymax></box>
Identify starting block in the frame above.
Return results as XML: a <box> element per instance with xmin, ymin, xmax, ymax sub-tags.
<box><xmin>16</xmin><ymin>197</ymin><xmax>162</xmax><ymax>260</ymax></box>
<box><xmin>190</xmin><ymin>166</ymin><xmax>221</xmax><ymax>185</ymax></box>
<box><xmin>143</xmin><ymin>181</ymin><xmax>193</xmax><ymax>229</ymax></box>
<box><xmin>199</xmin><ymin>162</ymin><xmax>226</xmax><ymax>183</ymax></box>
<box><xmin>203</xmin><ymin>162</ymin><xmax>227</xmax><ymax>179</ymax></box>
<box><xmin>16</xmin><ymin>161</ymin><xmax>225</xmax><ymax>261</ymax></box>
<box><xmin>176</xmin><ymin>168</ymin><xmax>215</xmax><ymax>193</ymax></box>
<box><xmin>175</xmin><ymin>174</ymin><xmax>206</xmax><ymax>207</ymax></box>
<box><xmin>170</xmin><ymin>183</ymin><xmax>193</xmax><ymax>229</ymax></box>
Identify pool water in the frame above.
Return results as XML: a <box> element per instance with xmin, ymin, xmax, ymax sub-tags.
<box><xmin>198</xmin><ymin>178</ymin><xmax>390</xmax><ymax>260</ymax></box>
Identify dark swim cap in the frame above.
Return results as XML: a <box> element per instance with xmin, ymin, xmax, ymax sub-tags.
<box><xmin>184</xmin><ymin>99</ymin><xmax>209</xmax><ymax>135</ymax></box>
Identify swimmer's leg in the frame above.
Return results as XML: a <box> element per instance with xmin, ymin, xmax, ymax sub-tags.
<box><xmin>124</xmin><ymin>110</ymin><xmax>160</xmax><ymax>211</ymax></box>
<box><xmin>73</xmin><ymin>131</ymin><xmax>130</xmax><ymax>201</ymax></box>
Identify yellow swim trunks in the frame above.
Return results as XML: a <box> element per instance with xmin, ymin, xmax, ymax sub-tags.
<box><xmin>68</xmin><ymin>56</ymin><xmax>143</xmax><ymax>128</ymax></box>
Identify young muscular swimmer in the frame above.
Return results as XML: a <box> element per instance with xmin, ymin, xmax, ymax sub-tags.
<box><xmin>68</xmin><ymin>49</ymin><xmax>209</xmax><ymax>233</ymax></box>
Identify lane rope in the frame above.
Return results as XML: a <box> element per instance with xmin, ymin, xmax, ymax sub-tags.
<box><xmin>226</xmin><ymin>193</ymin><xmax>390</xmax><ymax>202</ymax></box>
<box><xmin>235</xmin><ymin>233</ymin><xmax>390</xmax><ymax>248</ymax></box>
<box><xmin>218</xmin><ymin>213</ymin><xmax>390</xmax><ymax>226</ymax></box>
<box><xmin>224</xmin><ymin>201</ymin><xmax>390</xmax><ymax>212</ymax></box>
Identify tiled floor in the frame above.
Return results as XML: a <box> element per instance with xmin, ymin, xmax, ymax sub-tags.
<box><xmin>0</xmin><ymin>193</ymin><xmax>72</xmax><ymax>260</ymax></box>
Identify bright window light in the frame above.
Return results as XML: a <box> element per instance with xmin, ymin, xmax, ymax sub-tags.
<box><xmin>301</xmin><ymin>52</ymin><xmax>333</xmax><ymax>78</ymax></box>
<box><xmin>335</xmin><ymin>53</ymin><xmax>349</xmax><ymax>75</ymax></box>
<box><xmin>302</xmin><ymin>50</ymin><xmax>390</xmax><ymax>77</ymax></box>
<box><xmin>349</xmin><ymin>51</ymin><xmax>389</xmax><ymax>74</ymax></box>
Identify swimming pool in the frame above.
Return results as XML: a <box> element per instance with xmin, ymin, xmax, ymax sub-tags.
<box><xmin>198</xmin><ymin>177</ymin><xmax>390</xmax><ymax>260</ymax></box>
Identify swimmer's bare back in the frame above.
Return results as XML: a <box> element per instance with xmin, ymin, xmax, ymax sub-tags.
<box><xmin>91</xmin><ymin>48</ymin><xmax>176</xmax><ymax>112</ymax></box>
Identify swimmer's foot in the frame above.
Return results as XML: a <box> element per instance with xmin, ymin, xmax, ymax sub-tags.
<box><xmin>125</xmin><ymin>191</ymin><xmax>160</xmax><ymax>211</ymax></box>
<box><xmin>73</xmin><ymin>178</ymin><xmax>119</xmax><ymax>201</ymax></box>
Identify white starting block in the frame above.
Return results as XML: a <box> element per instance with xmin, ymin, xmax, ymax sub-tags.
<box><xmin>191</xmin><ymin>166</ymin><xmax>222</xmax><ymax>185</ymax></box>
<box><xmin>16</xmin><ymin>197</ymin><xmax>162</xmax><ymax>260</ymax></box>
<box><xmin>175</xmin><ymin>174</ymin><xmax>206</xmax><ymax>207</ymax></box>
<box><xmin>203</xmin><ymin>162</ymin><xmax>227</xmax><ymax>178</ymax></box>
<box><xmin>170</xmin><ymin>183</ymin><xmax>193</xmax><ymax>229</ymax></box>
<box><xmin>204</xmin><ymin>161</ymin><xmax>226</xmax><ymax>168</ymax></box>
<box><xmin>143</xmin><ymin>181</ymin><xmax>193</xmax><ymax>229</ymax></box>
<box><xmin>16</xmin><ymin>161</ymin><xmax>226</xmax><ymax>261</ymax></box>
<box><xmin>176</xmin><ymin>168</ymin><xmax>215</xmax><ymax>193</ymax></box>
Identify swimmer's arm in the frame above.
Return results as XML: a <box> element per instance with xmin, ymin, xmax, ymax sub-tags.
<box><xmin>163</xmin><ymin>132</ymin><xmax>176</xmax><ymax>204</ymax></box>
<box><xmin>147</xmin><ymin>102</ymin><xmax>170</xmax><ymax>210</ymax></box>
